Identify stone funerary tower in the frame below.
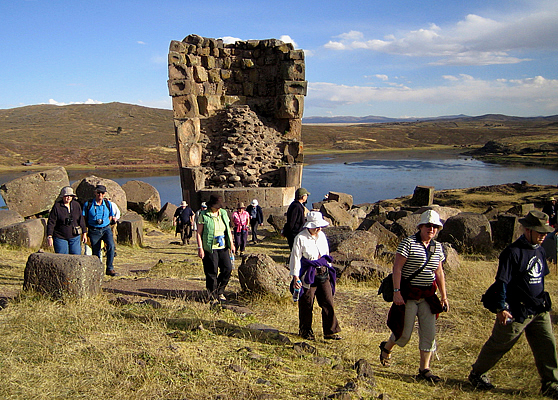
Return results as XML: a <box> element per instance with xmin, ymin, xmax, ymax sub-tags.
<box><xmin>168</xmin><ymin>34</ymin><xmax>307</xmax><ymax>210</ymax></box>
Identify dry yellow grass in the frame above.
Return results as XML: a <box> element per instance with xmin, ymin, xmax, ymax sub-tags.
<box><xmin>0</xmin><ymin>221</ymin><xmax>557</xmax><ymax>399</ymax></box>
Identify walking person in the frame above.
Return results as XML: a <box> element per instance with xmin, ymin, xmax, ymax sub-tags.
<box><xmin>174</xmin><ymin>201</ymin><xmax>194</xmax><ymax>245</ymax></box>
<box><xmin>46</xmin><ymin>186</ymin><xmax>86</xmax><ymax>254</ymax></box>
<box><xmin>232</xmin><ymin>202</ymin><xmax>249</xmax><ymax>256</ymax></box>
<box><xmin>468</xmin><ymin>210</ymin><xmax>558</xmax><ymax>398</ymax></box>
<box><xmin>196</xmin><ymin>195</ymin><xmax>235</xmax><ymax>301</ymax></box>
<box><xmin>83</xmin><ymin>185</ymin><xmax>117</xmax><ymax>276</ymax></box>
<box><xmin>192</xmin><ymin>202</ymin><xmax>207</xmax><ymax>235</ymax></box>
<box><xmin>542</xmin><ymin>197</ymin><xmax>558</xmax><ymax>227</ymax></box>
<box><xmin>289</xmin><ymin>211</ymin><xmax>341</xmax><ymax>341</ymax></box>
<box><xmin>379</xmin><ymin>210</ymin><xmax>448</xmax><ymax>382</ymax></box>
<box><xmin>246</xmin><ymin>199</ymin><xmax>264</xmax><ymax>243</ymax></box>
<box><xmin>284</xmin><ymin>188</ymin><xmax>310</xmax><ymax>250</ymax></box>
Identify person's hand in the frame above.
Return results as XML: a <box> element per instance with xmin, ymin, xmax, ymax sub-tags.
<box><xmin>393</xmin><ymin>291</ymin><xmax>405</xmax><ymax>305</ymax></box>
<box><xmin>497</xmin><ymin>309</ymin><xmax>513</xmax><ymax>325</ymax></box>
<box><xmin>81</xmin><ymin>233</ymin><xmax>87</xmax><ymax>243</ymax></box>
<box><xmin>197</xmin><ymin>247</ymin><xmax>204</xmax><ymax>259</ymax></box>
<box><xmin>230</xmin><ymin>243</ymin><xmax>236</xmax><ymax>254</ymax></box>
<box><xmin>47</xmin><ymin>237</ymin><xmax>53</xmax><ymax>247</ymax></box>
<box><xmin>293</xmin><ymin>276</ymin><xmax>302</xmax><ymax>289</ymax></box>
<box><xmin>442</xmin><ymin>298</ymin><xmax>449</xmax><ymax>312</ymax></box>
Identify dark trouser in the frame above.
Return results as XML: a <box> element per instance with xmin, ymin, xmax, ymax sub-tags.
<box><xmin>250</xmin><ymin>219</ymin><xmax>259</xmax><ymax>242</ymax></box>
<box><xmin>88</xmin><ymin>225</ymin><xmax>115</xmax><ymax>272</ymax></box>
<box><xmin>472</xmin><ymin>312</ymin><xmax>558</xmax><ymax>386</ymax></box>
<box><xmin>202</xmin><ymin>248</ymin><xmax>232</xmax><ymax>297</ymax></box>
<box><xmin>234</xmin><ymin>230</ymin><xmax>248</xmax><ymax>252</ymax></box>
<box><xmin>177</xmin><ymin>222</ymin><xmax>192</xmax><ymax>243</ymax></box>
<box><xmin>287</xmin><ymin>233</ymin><xmax>298</xmax><ymax>250</ymax></box>
<box><xmin>298</xmin><ymin>277</ymin><xmax>341</xmax><ymax>336</ymax></box>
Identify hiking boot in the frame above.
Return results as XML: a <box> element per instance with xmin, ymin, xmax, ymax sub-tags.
<box><xmin>106</xmin><ymin>269</ymin><xmax>118</xmax><ymax>277</ymax></box>
<box><xmin>542</xmin><ymin>382</ymin><xmax>558</xmax><ymax>399</ymax></box>
<box><xmin>468</xmin><ymin>371</ymin><xmax>494</xmax><ymax>390</ymax></box>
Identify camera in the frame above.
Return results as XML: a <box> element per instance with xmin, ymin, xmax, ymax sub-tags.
<box><xmin>64</xmin><ymin>217</ymin><xmax>73</xmax><ymax>226</ymax></box>
<box><xmin>96</xmin><ymin>219</ymin><xmax>103</xmax><ymax>225</ymax></box>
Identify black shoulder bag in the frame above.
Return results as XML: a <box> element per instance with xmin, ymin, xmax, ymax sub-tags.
<box><xmin>378</xmin><ymin>241</ymin><xmax>436</xmax><ymax>302</ymax></box>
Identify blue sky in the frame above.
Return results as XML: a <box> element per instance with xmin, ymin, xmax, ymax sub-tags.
<box><xmin>1</xmin><ymin>0</ymin><xmax>557</xmax><ymax>118</ymax></box>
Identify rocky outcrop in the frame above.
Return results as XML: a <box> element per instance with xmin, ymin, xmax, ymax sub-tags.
<box><xmin>0</xmin><ymin>167</ymin><xmax>69</xmax><ymax>217</ymax></box>
<box><xmin>23</xmin><ymin>252</ymin><xmax>103</xmax><ymax>298</ymax></box>
<box><xmin>158</xmin><ymin>202</ymin><xmax>178</xmax><ymax>223</ymax></box>
<box><xmin>238</xmin><ymin>253</ymin><xmax>290</xmax><ymax>296</ymax></box>
<box><xmin>122</xmin><ymin>180</ymin><xmax>161</xmax><ymax>214</ymax></box>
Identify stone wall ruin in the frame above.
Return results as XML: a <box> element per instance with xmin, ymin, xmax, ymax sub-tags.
<box><xmin>168</xmin><ymin>34</ymin><xmax>307</xmax><ymax>209</ymax></box>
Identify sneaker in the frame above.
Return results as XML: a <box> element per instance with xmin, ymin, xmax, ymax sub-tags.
<box><xmin>542</xmin><ymin>382</ymin><xmax>558</xmax><ymax>399</ymax></box>
<box><xmin>324</xmin><ymin>334</ymin><xmax>343</xmax><ymax>340</ymax></box>
<box><xmin>469</xmin><ymin>371</ymin><xmax>494</xmax><ymax>390</ymax></box>
<box><xmin>218</xmin><ymin>294</ymin><xmax>226</xmax><ymax>301</ymax></box>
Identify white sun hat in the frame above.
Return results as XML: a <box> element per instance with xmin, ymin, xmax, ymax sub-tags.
<box><xmin>251</xmin><ymin>199</ymin><xmax>258</xmax><ymax>206</ymax></box>
<box><xmin>417</xmin><ymin>209</ymin><xmax>443</xmax><ymax>229</ymax></box>
<box><xmin>303</xmin><ymin>211</ymin><xmax>330</xmax><ymax>229</ymax></box>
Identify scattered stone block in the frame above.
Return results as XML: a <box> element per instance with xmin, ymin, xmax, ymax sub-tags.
<box><xmin>23</xmin><ymin>252</ymin><xmax>103</xmax><ymax>298</ymax></box>
<box><xmin>122</xmin><ymin>180</ymin><xmax>161</xmax><ymax>214</ymax></box>
<box><xmin>410</xmin><ymin>185</ymin><xmax>434</xmax><ymax>207</ymax></box>
<box><xmin>0</xmin><ymin>167</ymin><xmax>69</xmax><ymax>217</ymax></box>
<box><xmin>0</xmin><ymin>218</ymin><xmax>46</xmax><ymax>249</ymax></box>
<box><xmin>74</xmin><ymin>176</ymin><xmax>127</xmax><ymax>216</ymax></box>
<box><xmin>117</xmin><ymin>211</ymin><xmax>144</xmax><ymax>246</ymax></box>
<box><xmin>0</xmin><ymin>209</ymin><xmax>24</xmax><ymax>229</ymax></box>
<box><xmin>238</xmin><ymin>253</ymin><xmax>290</xmax><ymax>296</ymax></box>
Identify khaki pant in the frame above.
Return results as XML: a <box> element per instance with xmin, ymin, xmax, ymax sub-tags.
<box><xmin>472</xmin><ymin>311</ymin><xmax>558</xmax><ymax>385</ymax></box>
<box><xmin>390</xmin><ymin>298</ymin><xmax>437</xmax><ymax>352</ymax></box>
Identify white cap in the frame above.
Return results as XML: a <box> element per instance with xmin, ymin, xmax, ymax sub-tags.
<box><xmin>180</xmin><ymin>201</ymin><xmax>187</xmax><ymax>207</ymax></box>
<box><xmin>417</xmin><ymin>210</ymin><xmax>443</xmax><ymax>229</ymax></box>
<box><xmin>303</xmin><ymin>211</ymin><xmax>330</xmax><ymax>229</ymax></box>
<box><xmin>251</xmin><ymin>199</ymin><xmax>258</xmax><ymax>206</ymax></box>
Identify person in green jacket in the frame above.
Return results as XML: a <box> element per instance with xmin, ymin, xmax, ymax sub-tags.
<box><xmin>196</xmin><ymin>195</ymin><xmax>235</xmax><ymax>301</ymax></box>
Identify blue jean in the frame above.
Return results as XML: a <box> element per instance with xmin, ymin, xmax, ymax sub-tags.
<box><xmin>53</xmin><ymin>236</ymin><xmax>82</xmax><ymax>255</ymax></box>
<box><xmin>88</xmin><ymin>226</ymin><xmax>115</xmax><ymax>271</ymax></box>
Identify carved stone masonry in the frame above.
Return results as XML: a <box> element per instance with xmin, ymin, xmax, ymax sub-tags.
<box><xmin>168</xmin><ymin>35</ymin><xmax>307</xmax><ymax>209</ymax></box>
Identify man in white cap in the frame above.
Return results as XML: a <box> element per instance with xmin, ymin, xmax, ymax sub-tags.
<box><xmin>469</xmin><ymin>210</ymin><xmax>558</xmax><ymax>398</ymax></box>
<box><xmin>173</xmin><ymin>201</ymin><xmax>194</xmax><ymax>245</ymax></box>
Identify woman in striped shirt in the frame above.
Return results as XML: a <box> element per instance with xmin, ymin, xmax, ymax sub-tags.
<box><xmin>379</xmin><ymin>210</ymin><xmax>449</xmax><ymax>383</ymax></box>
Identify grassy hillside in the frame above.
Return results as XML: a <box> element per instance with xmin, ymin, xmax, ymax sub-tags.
<box><xmin>1</xmin><ymin>103</ymin><xmax>558</xmax><ymax>172</ymax></box>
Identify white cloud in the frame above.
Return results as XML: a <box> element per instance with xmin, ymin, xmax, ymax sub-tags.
<box><xmin>306</xmin><ymin>75</ymin><xmax>558</xmax><ymax>113</ymax></box>
<box><xmin>47</xmin><ymin>99</ymin><xmax>103</xmax><ymax>106</ymax></box>
<box><xmin>323</xmin><ymin>3</ymin><xmax>558</xmax><ymax>66</ymax></box>
<box><xmin>279</xmin><ymin>35</ymin><xmax>298</xmax><ymax>48</ymax></box>
<box><xmin>137</xmin><ymin>41</ymin><xmax>146</xmax><ymax>45</ymax></box>
<box><xmin>220</xmin><ymin>36</ymin><xmax>241</xmax><ymax>44</ymax></box>
<box><xmin>375</xmin><ymin>74</ymin><xmax>389</xmax><ymax>81</ymax></box>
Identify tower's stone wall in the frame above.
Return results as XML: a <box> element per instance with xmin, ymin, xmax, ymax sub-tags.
<box><xmin>168</xmin><ymin>34</ymin><xmax>306</xmax><ymax>209</ymax></box>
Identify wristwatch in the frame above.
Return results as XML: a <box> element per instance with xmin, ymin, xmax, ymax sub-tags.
<box><xmin>393</xmin><ymin>288</ymin><xmax>400</xmax><ymax>292</ymax></box>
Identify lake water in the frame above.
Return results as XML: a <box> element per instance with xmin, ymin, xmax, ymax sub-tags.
<box><xmin>1</xmin><ymin>154</ymin><xmax>557</xmax><ymax>208</ymax></box>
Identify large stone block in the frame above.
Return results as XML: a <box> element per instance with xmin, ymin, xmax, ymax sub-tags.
<box><xmin>158</xmin><ymin>202</ymin><xmax>178</xmax><ymax>223</ymax></box>
<box><xmin>328</xmin><ymin>192</ymin><xmax>354</xmax><ymax>210</ymax></box>
<box><xmin>179</xmin><ymin>167</ymin><xmax>206</xmax><ymax>208</ymax></box>
<box><xmin>74</xmin><ymin>176</ymin><xmax>127</xmax><ymax>216</ymax></box>
<box><xmin>23</xmin><ymin>252</ymin><xmax>103</xmax><ymax>298</ymax></box>
<box><xmin>0</xmin><ymin>167</ymin><xmax>69</xmax><ymax>217</ymax></box>
<box><xmin>175</xmin><ymin>118</ymin><xmax>201</xmax><ymax>145</ymax></box>
<box><xmin>279</xmin><ymin>165</ymin><xmax>302</xmax><ymax>188</ymax></box>
<box><xmin>238</xmin><ymin>254</ymin><xmax>290</xmax><ymax>296</ymax></box>
<box><xmin>0</xmin><ymin>218</ymin><xmax>46</xmax><ymax>249</ymax></box>
<box><xmin>438</xmin><ymin>212</ymin><xmax>493</xmax><ymax>253</ymax></box>
<box><xmin>167</xmin><ymin>79</ymin><xmax>195</xmax><ymax>96</ymax></box>
<box><xmin>276</xmin><ymin>95</ymin><xmax>304</xmax><ymax>119</ymax></box>
<box><xmin>122</xmin><ymin>180</ymin><xmax>161</xmax><ymax>214</ymax></box>
<box><xmin>0</xmin><ymin>209</ymin><xmax>24</xmax><ymax>229</ymax></box>
<box><xmin>281</xmin><ymin>81</ymin><xmax>307</xmax><ymax>95</ymax></box>
<box><xmin>410</xmin><ymin>186</ymin><xmax>434</xmax><ymax>207</ymax></box>
<box><xmin>320</xmin><ymin>202</ymin><xmax>359</xmax><ymax>230</ymax></box>
<box><xmin>117</xmin><ymin>211</ymin><xmax>144</xmax><ymax>246</ymax></box>
<box><xmin>172</xmin><ymin>95</ymin><xmax>200</xmax><ymax>119</ymax></box>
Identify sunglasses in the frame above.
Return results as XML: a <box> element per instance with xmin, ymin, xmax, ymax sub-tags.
<box><xmin>423</xmin><ymin>223</ymin><xmax>439</xmax><ymax>229</ymax></box>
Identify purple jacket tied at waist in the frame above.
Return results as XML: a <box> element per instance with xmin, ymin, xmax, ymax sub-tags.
<box><xmin>290</xmin><ymin>255</ymin><xmax>336</xmax><ymax>297</ymax></box>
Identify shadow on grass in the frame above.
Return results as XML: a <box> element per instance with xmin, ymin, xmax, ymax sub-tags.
<box><xmin>166</xmin><ymin>317</ymin><xmax>293</xmax><ymax>346</ymax></box>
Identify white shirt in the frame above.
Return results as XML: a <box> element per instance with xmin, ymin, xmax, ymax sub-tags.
<box><xmin>289</xmin><ymin>229</ymin><xmax>330</xmax><ymax>277</ymax></box>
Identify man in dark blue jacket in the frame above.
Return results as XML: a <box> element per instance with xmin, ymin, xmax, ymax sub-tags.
<box><xmin>469</xmin><ymin>210</ymin><xmax>558</xmax><ymax>398</ymax></box>
<box><xmin>283</xmin><ymin>188</ymin><xmax>310</xmax><ymax>250</ymax></box>
<box><xmin>84</xmin><ymin>185</ymin><xmax>117</xmax><ymax>276</ymax></box>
